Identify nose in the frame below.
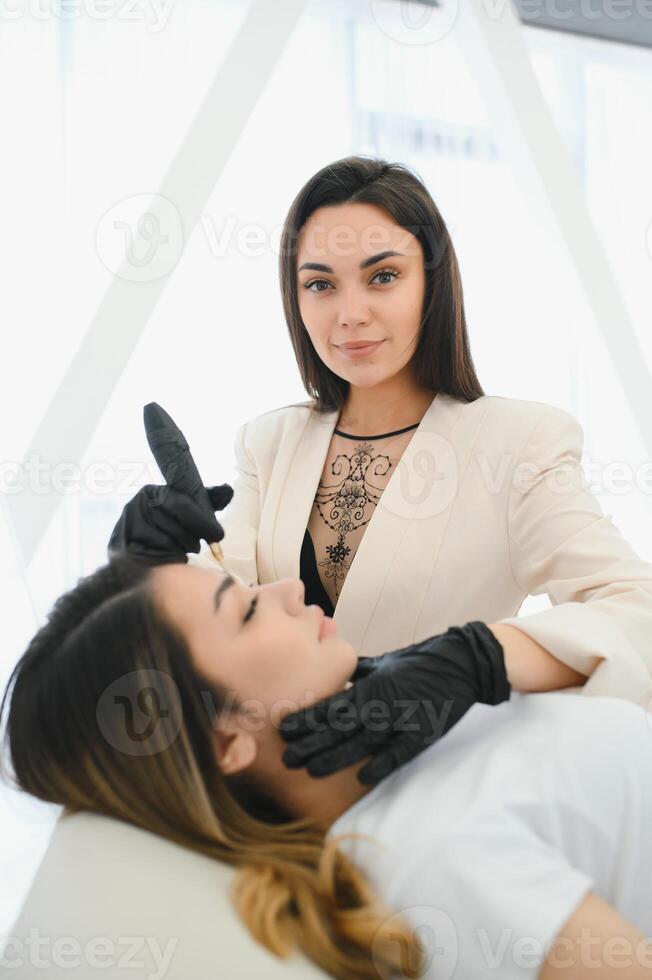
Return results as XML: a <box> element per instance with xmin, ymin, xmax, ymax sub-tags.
<box><xmin>273</xmin><ymin>577</ymin><xmax>305</xmax><ymax>610</ymax></box>
<box><xmin>337</xmin><ymin>286</ymin><xmax>372</xmax><ymax>330</ymax></box>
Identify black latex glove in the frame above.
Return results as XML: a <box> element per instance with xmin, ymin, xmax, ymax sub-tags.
<box><xmin>107</xmin><ymin>482</ymin><xmax>233</xmax><ymax>564</ymax></box>
<box><xmin>279</xmin><ymin>621</ymin><xmax>511</xmax><ymax>786</ymax></box>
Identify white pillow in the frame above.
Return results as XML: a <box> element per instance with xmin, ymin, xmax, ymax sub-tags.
<box><xmin>5</xmin><ymin>810</ymin><xmax>328</xmax><ymax>978</ymax></box>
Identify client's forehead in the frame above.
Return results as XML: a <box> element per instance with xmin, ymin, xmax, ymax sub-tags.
<box><xmin>152</xmin><ymin>561</ymin><xmax>224</xmax><ymax>599</ymax></box>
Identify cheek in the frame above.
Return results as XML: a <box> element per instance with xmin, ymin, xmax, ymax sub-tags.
<box><xmin>263</xmin><ymin>630</ymin><xmax>325</xmax><ymax>700</ymax></box>
<box><xmin>299</xmin><ymin>309</ymin><xmax>326</xmax><ymax>348</ymax></box>
<box><xmin>303</xmin><ymin>308</ymin><xmax>329</xmax><ymax>342</ymax></box>
<box><xmin>239</xmin><ymin>629</ymin><xmax>310</xmax><ymax>701</ymax></box>
<box><xmin>300</xmin><ymin>634</ymin><xmax>356</xmax><ymax>695</ymax></box>
<box><xmin>313</xmin><ymin>641</ymin><xmax>357</xmax><ymax>694</ymax></box>
<box><xmin>388</xmin><ymin>287</ymin><xmax>418</xmax><ymax>317</ymax></box>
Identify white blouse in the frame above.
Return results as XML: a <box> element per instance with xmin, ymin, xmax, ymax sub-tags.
<box><xmin>330</xmin><ymin>692</ymin><xmax>652</xmax><ymax>980</ymax></box>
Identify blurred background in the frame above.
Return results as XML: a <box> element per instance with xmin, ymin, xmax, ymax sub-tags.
<box><xmin>1</xmin><ymin>0</ymin><xmax>651</xmax><ymax>933</ymax></box>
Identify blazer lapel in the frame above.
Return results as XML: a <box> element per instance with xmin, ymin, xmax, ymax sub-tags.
<box><xmin>270</xmin><ymin>392</ymin><xmax>475</xmax><ymax>653</ymax></box>
<box><xmin>268</xmin><ymin>404</ymin><xmax>339</xmax><ymax>583</ymax></box>
<box><xmin>334</xmin><ymin>392</ymin><xmax>467</xmax><ymax>652</ymax></box>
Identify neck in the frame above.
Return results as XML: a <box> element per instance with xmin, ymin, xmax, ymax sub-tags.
<box><xmin>284</xmin><ymin>761</ymin><xmax>372</xmax><ymax>831</ymax></box>
<box><xmin>339</xmin><ymin>373</ymin><xmax>436</xmax><ymax>435</ymax></box>
<box><xmin>250</xmin><ymin>732</ymin><xmax>373</xmax><ymax>833</ymax></box>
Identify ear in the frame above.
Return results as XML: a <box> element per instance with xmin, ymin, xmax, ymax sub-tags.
<box><xmin>213</xmin><ymin>728</ymin><xmax>258</xmax><ymax>775</ymax></box>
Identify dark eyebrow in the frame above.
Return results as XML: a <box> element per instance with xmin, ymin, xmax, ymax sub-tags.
<box><xmin>297</xmin><ymin>250</ymin><xmax>405</xmax><ymax>274</ymax></box>
<box><xmin>213</xmin><ymin>572</ymin><xmax>236</xmax><ymax>615</ymax></box>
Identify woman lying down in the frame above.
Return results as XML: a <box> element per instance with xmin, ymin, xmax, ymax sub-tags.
<box><xmin>2</xmin><ymin>555</ymin><xmax>651</xmax><ymax>980</ymax></box>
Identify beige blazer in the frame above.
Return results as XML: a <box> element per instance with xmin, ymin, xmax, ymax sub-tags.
<box><xmin>191</xmin><ymin>392</ymin><xmax>652</xmax><ymax>709</ymax></box>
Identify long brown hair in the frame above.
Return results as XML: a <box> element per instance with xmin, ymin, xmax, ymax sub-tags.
<box><xmin>279</xmin><ymin>154</ymin><xmax>485</xmax><ymax>412</ymax></box>
<box><xmin>0</xmin><ymin>555</ymin><xmax>422</xmax><ymax>979</ymax></box>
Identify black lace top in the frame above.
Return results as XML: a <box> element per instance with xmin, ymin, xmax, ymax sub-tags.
<box><xmin>299</xmin><ymin>420</ymin><xmax>422</xmax><ymax>617</ymax></box>
<box><xmin>300</xmin><ymin>527</ymin><xmax>336</xmax><ymax>617</ymax></box>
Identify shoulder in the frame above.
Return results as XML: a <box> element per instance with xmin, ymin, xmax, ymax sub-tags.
<box><xmin>508</xmin><ymin>692</ymin><xmax>652</xmax><ymax>765</ymax></box>
<box><xmin>236</xmin><ymin>399</ymin><xmax>316</xmax><ymax>453</ymax></box>
<box><xmin>248</xmin><ymin>398</ymin><xmax>316</xmax><ymax>421</ymax></box>
<box><xmin>520</xmin><ymin>694</ymin><xmax>652</xmax><ymax>832</ymax></box>
<box><xmin>463</xmin><ymin>393</ymin><xmax>578</xmax><ymax>429</ymax></box>
<box><xmin>459</xmin><ymin>394</ymin><xmax>583</xmax><ymax>455</ymax></box>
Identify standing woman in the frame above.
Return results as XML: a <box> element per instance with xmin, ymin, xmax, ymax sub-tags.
<box><xmin>111</xmin><ymin>155</ymin><xmax>652</xmax><ymax>780</ymax></box>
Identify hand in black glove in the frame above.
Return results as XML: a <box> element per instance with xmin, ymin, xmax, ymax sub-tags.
<box><xmin>107</xmin><ymin>482</ymin><xmax>233</xmax><ymax>564</ymax></box>
<box><xmin>279</xmin><ymin>621</ymin><xmax>511</xmax><ymax>786</ymax></box>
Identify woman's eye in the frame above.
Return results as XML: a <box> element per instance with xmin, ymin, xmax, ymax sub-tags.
<box><xmin>304</xmin><ymin>279</ymin><xmax>331</xmax><ymax>293</ymax></box>
<box><xmin>243</xmin><ymin>595</ymin><xmax>258</xmax><ymax>624</ymax></box>
<box><xmin>373</xmin><ymin>268</ymin><xmax>399</xmax><ymax>285</ymax></box>
<box><xmin>303</xmin><ymin>268</ymin><xmax>400</xmax><ymax>293</ymax></box>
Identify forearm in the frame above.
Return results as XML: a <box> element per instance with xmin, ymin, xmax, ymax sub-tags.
<box><xmin>539</xmin><ymin>891</ymin><xmax>652</xmax><ymax>980</ymax></box>
<box><xmin>487</xmin><ymin>623</ymin><xmax>587</xmax><ymax>693</ymax></box>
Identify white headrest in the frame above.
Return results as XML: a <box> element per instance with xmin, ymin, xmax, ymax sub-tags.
<box><xmin>5</xmin><ymin>810</ymin><xmax>327</xmax><ymax>978</ymax></box>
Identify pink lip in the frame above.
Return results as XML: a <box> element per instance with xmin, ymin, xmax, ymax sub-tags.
<box><xmin>337</xmin><ymin>340</ymin><xmax>384</xmax><ymax>359</ymax></box>
<box><xmin>318</xmin><ymin>612</ymin><xmax>337</xmax><ymax>640</ymax></box>
<box><xmin>338</xmin><ymin>340</ymin><xmax>383</xmax><ymax>348</ymax></box>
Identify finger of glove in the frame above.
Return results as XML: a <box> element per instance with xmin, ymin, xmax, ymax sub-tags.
<box><xmin>278</xmin><ymin>691</ymin><xmax>358</xmax><ymax>744</ymax></box>
<box><xmin>280</xmin><ymin>695</ymin><xmax>362</xmax><ymax>764</ymax></box>
<box><xmin>305</xmin><ymin>730</ymin><xmax>388</xmax><ymax>778</ymax></box>
<box><xmin>356</xmin><ymin>736</ymin><xmax>419</xmax><ymax>786</ymax></box>
<box><xmin>282</xmin><ymin>720</ymin><xmax>357</xmax><ymax>767</ymax></box>
<box><xmin>145</xmin><ymin>505</ymin><xmax>204</xmax><ymax>555</ymax></box>
<box><xmin>108</xmin><ymin>487</ymin><xmax>188</xmax><ymax>557</ymax></box>
<box><xmin>148</xmin><ymin>486</ymin><xmax>225</xmax><ymax>544</ymax></box>
<box><xmin>107</xmin><ymin>518</ymin><xmax>128</xmax><ymax>552</ymax></box>
<box><xmin>108</xmin><ymin>544</ymin><xmax>186</xmax><ymax>566</ymax></box>
<box><xmin>207</xmin><ymin>483</ymin><xmax>234</xmax><ymax>511</ymax></box>
<box><xmin>351</xmin><ymin>656</ymin><xmax>380</xmax><ymax>681</ymax></box>
<box><xmin>110</xmin><ymin>493</ymin><xmax>189</xmax><ymax>556</ymax></box>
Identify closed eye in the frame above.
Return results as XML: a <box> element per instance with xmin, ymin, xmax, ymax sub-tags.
<box><xmin>243</xmin><ymin>595</ymin><xmax>258</xmax><ymax>623</ymax></box>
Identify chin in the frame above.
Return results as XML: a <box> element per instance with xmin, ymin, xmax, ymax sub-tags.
<box><xmin>334</xmin><ymin>638</ymin><xmax>358</xmax><ymax>677</ymax></box>
<box><xmin>343</xmin><ymin>369</ymin><xmax>388</xmax><ymax>386</ymax></box>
